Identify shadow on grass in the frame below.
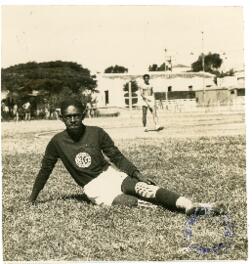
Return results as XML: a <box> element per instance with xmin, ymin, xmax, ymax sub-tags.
<box><xmin>36</xmin><ymin>194</ymin><xmax>186</xmax><ymax>214</ymax></box>
<box><xmin>62</xmin><ymin>193</ymin><xmax>92</xmax><ymax>203</ymax></box>
<box><xmin>33</xmin><ymin>194</ymin><xmax>92</xmax><ymax>205</ymax></box>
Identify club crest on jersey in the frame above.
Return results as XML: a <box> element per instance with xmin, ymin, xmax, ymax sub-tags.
<box><xmin>75</xmin><ymin>152</ymin><xmax>92</xmax><ymax>168</ymax></box>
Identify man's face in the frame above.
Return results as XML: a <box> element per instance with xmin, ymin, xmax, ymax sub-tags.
<box><xmin>143</xmin><ymin>75</ymin><xmax>150</xmax><ymax>84</ymax></box>
<box><xmin>61</xmin><ymin>105</ymin><xmax>84</xmax><ymax>131</ymax></box>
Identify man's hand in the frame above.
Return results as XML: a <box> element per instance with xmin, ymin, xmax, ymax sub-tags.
<box><xmin>132</xmin><ymin>171</ymin><xmax>156</xmax><ymax>185</ymax></box>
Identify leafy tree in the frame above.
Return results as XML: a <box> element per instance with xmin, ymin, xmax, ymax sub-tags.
<box><xmin>1</xmin><ymin>60</ymin><xmax>96</xmax><ymax>107</ymax></box>
<box><xmin>104</xmin><ymin>65</ymin><xmax>128</xmax><ymax>73</ymax></box>
<box><xmin>191</xmin><ymin>52</ymin><xmax>223</xmax><ymax>73</ymax></box>
<box><xmin>123</xmin><ymin>80</ymin><xmax>138</xmax><ymax>106</ymax></box>
<box><xmin>217</xmin><ymin>68</ymin><xmax>235</xmax><ymax>77</ymax></box>
<box><xmin>149</xmin><ymin>62</ymin><xmax>170</xmax><ymax>71</ymax></box>
<box><xmin>158</xmin><ymin>63</ymin><xmax>166</xmax><ymax>71</ymax></box>
<box><xmin>148</xmin><ymin>64</ymin><xmax>158</xmax><ymax>71</ymax></box>
<box><xmin>213</xmin><ymin>68</ymin><xmax>235</xmax><ymax>84</ymax></box>
<box><xmin>123</xmin><ymin>80</ymin><xmax>138</xmax><ymax>93</ymax></box>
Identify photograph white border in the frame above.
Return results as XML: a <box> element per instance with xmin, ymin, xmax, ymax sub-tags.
<box><xmin>0</xmin><ymin>0</ymin><xmax>250</xmax><ymax>263</ymax></box>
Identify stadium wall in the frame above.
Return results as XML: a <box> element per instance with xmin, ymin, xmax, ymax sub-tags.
<box><xmin>96</xmin><ymin>72</ymin><xmax>215</xmax><ymax>108</ymax></box>
<box><xmin>195</xmin><ymin>88</ymin><xmax>245</xmax><ymax>106</ymax></box>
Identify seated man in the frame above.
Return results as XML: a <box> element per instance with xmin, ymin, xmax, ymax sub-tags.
<box><xmin>29</xmin><ymin>98</ymin><xmax>224</xmax><ymax>216</ymax></box>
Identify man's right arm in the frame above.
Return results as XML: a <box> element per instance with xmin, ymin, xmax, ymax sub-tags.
<box><xmin>139</xmin><ymin>86</ymin><xmax>147</xmax><ymax>100</ymax></box>
<box><xmin>29</xmin><ymin>139</ymin><xmax>58</xmax><ymax>203</ymax></box>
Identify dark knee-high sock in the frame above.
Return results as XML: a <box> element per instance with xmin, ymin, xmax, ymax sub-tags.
<box><xmin>121</xmin><ymin>176</ymin><xmax>191</xmax><ymax>212</ymax></box>
<box><xmin>155</xmin><ymin>188</ymin><xmax>180</xmax><ymax>211</ymax></box>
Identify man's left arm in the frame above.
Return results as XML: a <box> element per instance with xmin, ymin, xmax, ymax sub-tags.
<box><xmin>99</xmin><ymin>129</ymin><xmax>155</xmax><ymax>184</ymax></box>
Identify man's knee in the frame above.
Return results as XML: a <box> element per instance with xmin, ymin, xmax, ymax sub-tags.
<box><xmin>121</xmin><ymin>176</ymin><xmax>139</xmax><ymax>195</ymax></box>
<box><xmin>135</xmin><ymin>182</ymin><xmax>159</xmax><ymax>198</ymax></box>
<box><xmin>121</xmin><ymin>176</ymin><xmax>159</xmax><ymax>199</ymax></box>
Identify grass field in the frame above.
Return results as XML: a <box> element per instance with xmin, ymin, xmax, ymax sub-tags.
<box><xmin>1</xmin><ymin>110</ymin><xmax>247</xmax><ymax>260</ymax></box>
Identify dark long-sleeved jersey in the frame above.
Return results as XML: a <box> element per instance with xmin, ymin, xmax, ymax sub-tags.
<box><xmin>30</xmin><ymin>126</ymin><xmax>139</xmax><ymax>201</ymax></box>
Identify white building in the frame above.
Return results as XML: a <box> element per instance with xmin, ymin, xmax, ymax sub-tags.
<box><xmin>96</xmin><ymin>71</ymin><xmax>215</xmax><ymax>108</ymax></box>
<box><xmin>217</xmin><ymin>69</ymin><xmax>245</xmax><ymax>89</ymax></box>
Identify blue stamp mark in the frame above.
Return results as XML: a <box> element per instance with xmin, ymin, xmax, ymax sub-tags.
<box><xmin>184</xmin><ymin>208</ymin><xmax>234</xmax><ymax>254</ymax></box>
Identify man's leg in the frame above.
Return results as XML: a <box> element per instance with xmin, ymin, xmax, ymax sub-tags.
<box><xmin>121</xmin><ymin>177</ymin><xmax>182</xmax><ymax>211</ymax></box>
<box><xmin>150</xmin><ymin>105</ymin><xmax>160</xmax><ymax>130</ymax></box>
<box><xmin>83</xmin><ymin>169</ymin><xmax>157</xmax><ymax>208</ymax></box>
<box><xmin>142</xmin><ymin>106</ymin><xmax>148</xmax><ymax>129</ymax></box>
<box><xmin>121</xmin><ymin>176</ymin><xmax>224</xmax><ymax>215</ymax></box>
<box><xmin>111</xmin><ymin>193</ymin><xmax>156</xmax><ymax>208</ymax></box>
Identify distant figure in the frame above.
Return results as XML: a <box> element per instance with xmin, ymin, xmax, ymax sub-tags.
<box><xmin>35</xmin><ymin>108</ymin><xmax>41</xmax><ymax>120</ymax></box>
<box><xmin>1</xmin><ymin>101</ymin><xmax>10</xmax><ymax>121</ymax></box>
<box><xmin>139</xmin><ymin>74</ymin><xmax>162</xmax><ymax>131</ymax></box>
<box><xmin>49</xmin><ymin>105</ymin><xmax>57</xmax><ymax>119</ymax></box>
<box><xmin>55</xmin><ymin>108</ymin><xmax>61</xmax><ymax>120</ymax></box>
<box><xmin>90</xmin><ymin>92</ymin><xmax>98</xmax><ymax>117</ymax></box>
<box><xmin>22</xmin><ymin>101</ymin><xmax>31</xmax><ymax>121</ymax></box>
<box><xmin>158</xmin><ymin>99</ymin><xmax>164</xmax><ymax>110</ymax></box>
<box><xmin>13</xmin><ymin>103</ymin><xmax>19</xmax><ymax>122</ymax></box>
<box><xmin>86</xmin><ymin>102</ymin><xmax>92</xmax><ymax>118</ymax></box>
<box><xmin>44</xmin><ymin>104</ymin><xmax>50</xmax><ymax>120</ymax></box>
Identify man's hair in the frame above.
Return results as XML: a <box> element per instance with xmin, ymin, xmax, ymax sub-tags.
<box><xmin>60</xmin><ymin>98</ymin><xmax>86</xmax><ymax>114</ymax></box>
<box><xmin>143</xmin><ymin>74</ymin><xmax>150</xmax><ymax>79</ymax></box>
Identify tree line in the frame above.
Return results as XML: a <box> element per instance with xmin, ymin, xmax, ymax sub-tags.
<box><xmin>148</xmin><ymin>52</ymin><xmax>234</xmax><ymax>80</ymax></box>
<box><xmin>1</xmin><ymin>53</ymin><xmax>234</xmax><ymax>110</ymax></box>
<box><xmin>1</xmin><ymin>60</ymin><xmax>97</xmax><ymax>108</ymax></box>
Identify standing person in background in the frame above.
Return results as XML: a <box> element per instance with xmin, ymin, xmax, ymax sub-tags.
<box><xmin>86</xmin><ymin>101</ymin><xmax>91</xmax><ymax>118</ymax></box>
<box><xmin>138</xmin><ymin>74</ymin><xmax>163</xmax><ymax>132</ymax></box>
<box><xmin>90</xmin><ymin>91</ymin><xmax>98</xmax><ymax>117</ymax></box>
<box><xmin>1</xmin><ymin>101</ymin><xmax>10</xmax><ymax>121</ymax></box>
<box><xmin>13</xmin><ymin>103</ymin><xmax>19</xmax><ymax>122</ymax></box>
<box><xmin>44</xmin><ymin>103</ymin><xmax>50</xmax><ymax>120</ymax></box>
<box><xmin>23</xmin><ymin>101</ymin><xmax>31</xmax><ymax>121</ymax></box>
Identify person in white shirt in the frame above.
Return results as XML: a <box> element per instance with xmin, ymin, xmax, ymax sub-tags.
<box><xmin>139</xmin><ymin>74</ymin><xmax>162</xmax><ymax>132</ymax></box>
<box><xmin>22</xmin><ymin>101</ymin><xmax>31</xmax><ymax>121</ymax></box>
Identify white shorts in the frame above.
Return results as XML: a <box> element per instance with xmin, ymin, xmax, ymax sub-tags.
<box><xmin>83</xmin><ymin>166</ymin><xmax>128</xmax><ymax>206</ymax></box>
<box><xmin>141</xmin><ymin>96</ymin><xmax>156</xmax><ymax>109</ymax></box>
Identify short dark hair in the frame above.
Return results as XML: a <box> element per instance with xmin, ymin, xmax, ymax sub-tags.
<box><xmin>60</xmin><ymin>98</ymin><xmax>86</xmax><ymax>114</ymax></box>
<box><xmin>143</xmin><ymin>74</ymin><xmax>150</xmax><ymax>79</ymax></box>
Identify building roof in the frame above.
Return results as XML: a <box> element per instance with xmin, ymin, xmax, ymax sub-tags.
<box><xmin>100</xmin><ymin>71</ymin><xmax>214</xmax><ymax>80</ymax></box>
